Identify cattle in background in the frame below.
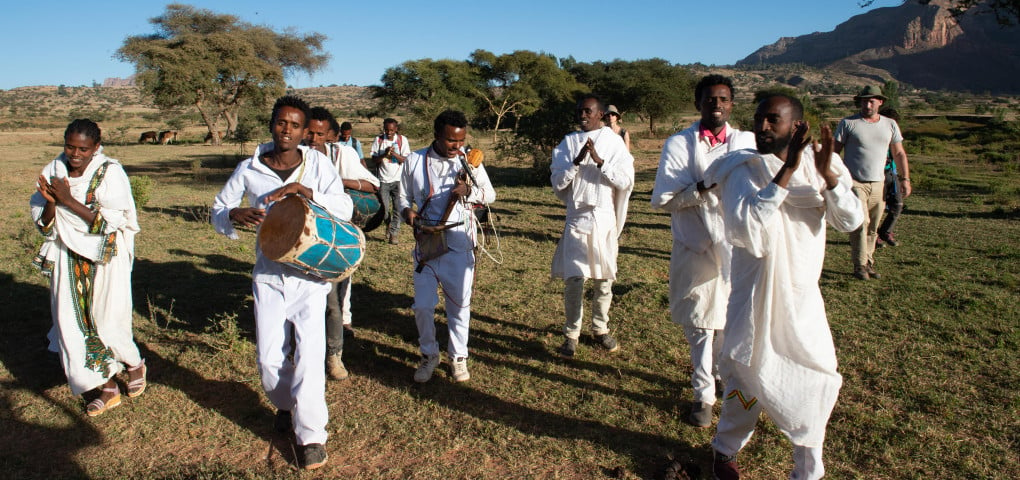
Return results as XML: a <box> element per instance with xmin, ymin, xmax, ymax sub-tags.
<box><xmin>139</xmin><ymin>131</ymin><xmax>158</xmax><ymax>144</ymax></box>
<box><xmin>158</xmin><ymin>130</ymin><xmax>177</xmax><ymax>145</ymax></box>
<box><xmin>204</xmin><ymin>131</ymin><xmax>225</xmax><ymax>144</ymax></box>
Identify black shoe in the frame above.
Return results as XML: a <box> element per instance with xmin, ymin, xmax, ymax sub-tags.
<box><xmin>688</xmin><ymin>402</ymin><xmax>713</xmax><ymax>428</ymax></box>
<box><xmin>595</xmin><ymin>333</ymin><xmax>620</xmax><ymax>352</ymax></box>
<box><xmin>878</xmin><ymin>231</ymin><xmax>899</xmax><ymax>247</ymax></box>
<box><xmin>274</xmin><ymin>410</ymin><xmax>292</xmax><ymax>433</ymax></box>
<box><xmin>557</xmin><ymin>338</ymin><xmax>577</xmax><ymax>358</ymax></box>
<box><xmin>300</xmin><ymin>443</ymin><xmax>328</xmax><ymax>470</ymax></box>
<box><xmin>713</xmin><ymin>451</ymin><xmax>740</xmax><ymax>480</ymax></box>
<box><xmin>853</xmin><ymin>267</ymin><xmax>869</xmax><ymax>281</ymax></box>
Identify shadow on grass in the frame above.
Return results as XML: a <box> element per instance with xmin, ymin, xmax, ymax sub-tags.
<box><xmin>132</xmin><ymin>254</ymin><xmax>254</xmax><ymax>335</ymax></box>
<box><xmin>343</xmin><ymin>281</ymin><xmax>694</xmax><ymax>478</ymax></box>
<box><xmin>0</xmin><ymin>273</ymin><xmax>94</xmax><ymax>479</ymax></box>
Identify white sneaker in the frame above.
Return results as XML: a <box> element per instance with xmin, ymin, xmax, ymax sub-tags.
<box><xmin>451</xmin><ymin>357</ymin><xmax>470</xmax><ymax>382</ymax></box>
<box><xmin>413</xmin><ymin>355</ymin><xmax>440</xmax><ymax>383</ymax></box>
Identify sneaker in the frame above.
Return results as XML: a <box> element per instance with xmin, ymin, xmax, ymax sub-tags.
<box><xmin>875</xmin><ymin>236</ymin><xmax>885</xmax><ymax>248</ymax></box>
<box><xmin>878</xmin><ymin>231</ymin><xmax>899</xmax><ymax>247</ymax></box>
<box><xmin>595</xmin><ymin>333</ymin><xmax>620</xmax><ymax>352</ymax></box>
<box><xmin>688</xmin><ymin>402</ymin><xmax>713</xmax><ymax>428</ymax></box>
<box><xmin>388</xmin><ymin>233</ymin><xmax>399</xmax><ymax>245</ymax></box>
<box><xmin>865</xmin><ymin>263</ymin><xmax>882</xmax><ymax>280</ymax></box>
<box><xmin>413</xmin><ymin>354</ymin><xmax>440</xmax><ymax>383</ymax></box>
<box><xmin>274</xmin><ymin>410</ymin><xmax>292</xmax><ymax>433</ymax></box>
<box><xmin>557</xmin><ymin>338</ymin><xmax>578</xmax><ymax>358</ymax></box>
<box><xmin>326</xmin><ymin>353</ymin><xmax>349</xmax><ymax>380</ymax></box>
<box><xmin>451</xmin><ymin>357</ymin><xmax>470</xmax><ymax>382</ymax></box>
<box><xmin>300</xmin><ymin>443</ymin><xmax>328</xmax><ymax>470</ymax></box>
<box><xmin>853</xmin><ymin>267</ymin><xmax>870</xmax><ymax>281</ymax></box>
<box><xmin>713</xmin><ymin>451</ymin><xmax>740</xmax><ymax>480</ymax></box>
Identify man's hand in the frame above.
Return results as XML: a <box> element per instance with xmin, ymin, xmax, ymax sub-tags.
<box><xmin>696</xmin><ymin>181</ymin><xmax>717</xmax><ymax>194</ymax></box>
<box><xmin>451</xmin><ymin>171</ymin><xmax>472</xmax><ymax>198</ymax></box>
<box><xmin>229</xmin><ymin>207</ymin><xmax>266</xmax><ymax>227</ymax></box>
<box><xmin>573</xmin><ymin>140</ymin><xmax>590</xmax><ymax>166</ymax></box>
<box><xmin>814</xmin><ymin>124</ymin><xmax>839</xmax><ymax>190</ymax></box>
<box><xmin>786</xmin><ymin>120</ymin><xmax>811</xmax><ymax>170</ymax></box>
<box><xmin>265</xmin><ymin>182</ymin><xmax>312</xmax><ymax>203</ymax></box>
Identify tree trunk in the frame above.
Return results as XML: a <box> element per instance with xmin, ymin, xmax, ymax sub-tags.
<box><xmin>195</xmin><ymin>100</ymin><xmax>223</xmax><ymax>145</ymax></box>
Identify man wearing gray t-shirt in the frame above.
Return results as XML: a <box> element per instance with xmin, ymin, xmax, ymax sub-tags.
<box><xmin>834</xmin><ymin>85</ymin><xmax>912</xmax><ymax>280</ymax></box>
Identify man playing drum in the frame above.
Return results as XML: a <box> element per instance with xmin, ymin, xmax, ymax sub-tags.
<box><xmin>212</xmin><ymin>96</ymin><xmax>352</xmax><ymax>470</ymax></box>
<box><xmin>305</xmin><ymin>106</ymin><xmax>379</xmax><ymax>380</ymax></box>
<box><xmin>399</xmin><ymin>110</ymin><xmax>496</xmax><ymax>383</ymax></box>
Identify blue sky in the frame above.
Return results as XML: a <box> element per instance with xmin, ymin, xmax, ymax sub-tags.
<box><xmin>2</xmin><ymin>0</ymin><xmax>904</xmax><ymax>90</ymax></box>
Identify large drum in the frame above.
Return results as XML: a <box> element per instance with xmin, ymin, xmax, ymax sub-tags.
<box><xmin>346</xmin><ymin>188</ymin><xmax>386</xmax><ymax>232</ymax></box>
<box><xmin>258</xmin><ymin>194</ymin><xmax>365</xmax><ymax>282</ymax></box>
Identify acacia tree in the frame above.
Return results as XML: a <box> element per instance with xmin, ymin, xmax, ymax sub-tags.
<box><xmin>117</xmin><ymin>4</ymin><xmax>328</xmax><ymax>144</ymax></box>
<box><xmin>567</xmin><ymin>58</ymin><xmax>695</xmax><ymax>133</ymax></box>
<box><xmin>469</xmin><ymin>50</ymin><xmax>583</xmax><ymax>140</ymax></box>
<box><xmin>371</xmin><ymin>58</ymin><xmax>478</xmax><ymax>130</ymax></box>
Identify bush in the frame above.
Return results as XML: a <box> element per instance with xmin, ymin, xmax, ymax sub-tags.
<box><xmin>130</xmin><ymin>175</ymin><xmax>154</xmax><ymax>208</ymax></box>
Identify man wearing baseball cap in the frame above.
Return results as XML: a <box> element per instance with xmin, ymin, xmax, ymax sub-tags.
<box><xmin>834</xmin><ymin>85</ymin><xmax>912</xmax><ymax>280</ymax></box>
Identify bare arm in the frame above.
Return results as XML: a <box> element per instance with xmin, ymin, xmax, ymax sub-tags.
<box><xmin>890</xmin><ymin>142</ymin><xmax>911</xmax><ymax>197</ymax></box>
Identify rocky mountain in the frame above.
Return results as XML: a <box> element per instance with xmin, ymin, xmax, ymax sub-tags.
<box><xmin>737</xmin><ymin>0</ymin><xmax>1020</xmax><ymax>93</ymax></box>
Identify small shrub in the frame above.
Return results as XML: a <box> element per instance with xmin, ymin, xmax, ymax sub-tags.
<box><xmin>130</xmin><ymin>175</ymin><xmax>154</xmax><ymax>207</ymax></box>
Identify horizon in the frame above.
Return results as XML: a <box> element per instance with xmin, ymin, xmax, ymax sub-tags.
<box><xmin>4</xmin><ymin>0</ymin><xmax>904</xmax><ymax>90</ymax></box>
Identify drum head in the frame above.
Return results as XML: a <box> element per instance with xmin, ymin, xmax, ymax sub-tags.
<box><xmin>361</xmin><ymin>190</ymin><xmax>387</xmax><ymax>232</ymax></box>
<box><xmin>258</xmin><ymin>195</ymin><xmax>307</xmax><ymax>261</ymax></box>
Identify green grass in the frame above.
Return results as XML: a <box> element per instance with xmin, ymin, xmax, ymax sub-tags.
<box><xmin>0</xmin><ymin>119</ymin><xmax>1018</xmax><ymax>479</ymax></box>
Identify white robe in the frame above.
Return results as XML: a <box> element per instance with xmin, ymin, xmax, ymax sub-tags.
<box><xmin>328</xmin><ymin>143</ymin><xmax>379</xmax><ymax>187</ymax></box>
<box><xmin>651</xmin><ymin>122</ymin><xmax>755</xmax><ymax>329</ymax></box>
<box><xmin>704</xmin><ymin>148</ymin><xmax>863</xmax><ymax>447</ymax></box>
<box><xmin>550</xmin><ymin>127</ymin><xmax>634</xmax><ymax>280</ymax></box>
<box><xmin>30</xmin><ymin>152</ymin><xmax>142</xmax><ymax>395</ymax></box>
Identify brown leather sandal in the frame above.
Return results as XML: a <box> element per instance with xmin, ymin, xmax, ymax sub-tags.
<box><xmin>126</xmin><ymin>360</ymin><xmax>146</xmax><ymax>398</ymax></box>
<box><xmin>86</xmin><ymin>384</ymin><xmax>122</xmax><ymax>417</ymax></box>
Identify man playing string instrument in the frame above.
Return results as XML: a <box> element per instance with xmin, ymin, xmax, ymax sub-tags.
<box><xmin>398</xmin><ymin>110</ymin><xmax>496</xmax><ymax>383</ymax></box>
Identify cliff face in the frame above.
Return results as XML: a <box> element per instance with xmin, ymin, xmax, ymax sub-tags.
<box><xmin>737</xmin><ymin>0</ymin><xmax>1020</xmax><ymax>93</ymax></box>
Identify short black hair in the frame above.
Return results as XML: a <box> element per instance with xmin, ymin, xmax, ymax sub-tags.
<box><xmin>339</xmin><ymin>121</ymin><xmax>353</xmax><ymax>131</ymax></box>
<box><xmin>577</xmin><ymin>93</ymin><xmax>606</xmax><ymax>113</ymax></box>
<box><xmin>759</xmin><ymin>93</ymin><xmax>804</xmax><ymax>120</ymax></box>
<box><xmin>383</xmin><ymin>117</ymin><xmax>398</xmax><ymax>128</ymax></box>
<box><xmin>433</xmin><ymin>110</ymin><xmax>468</xmax><ymax>137</ymax></box>
<box><xmin>270</xmin><ymin>95</ymin><xmax>311</xmax><ymax>128</ymax></box>
<box><xmin>65</xmin><ymin>119</ymin><xmax>101</xmax><ymax>144</ymax></box>
<box><xmin>310</xmin><ymin>107</ymin><xmax>341</xmax><ymax>134</ymax></box>
<box><xmin>694</xmin><ymin>74</ymin><xmax>735</xmax><ymax>106</ymax></box>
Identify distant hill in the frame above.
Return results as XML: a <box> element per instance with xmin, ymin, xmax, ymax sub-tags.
<box><xmin>737</xmin><ymin>0</ymin><xmax>1020</xmax><ymax>93</ymax></box>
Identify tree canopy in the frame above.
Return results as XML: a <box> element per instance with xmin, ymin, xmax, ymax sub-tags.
<box><xmin>117</xmin><ymin>3</ymin><xmax>329</xmax><ymax>144</ymax></box>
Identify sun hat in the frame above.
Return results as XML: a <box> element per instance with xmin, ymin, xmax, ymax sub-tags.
<box><xmin>853</xmin><ymin>85</ymin><xmax>887</xmax><ymax>102</ymax></box>
<box><xmin>606</xmin><ymin>105</ymin><xmax>621</xmax><ymax>116</ymax></box>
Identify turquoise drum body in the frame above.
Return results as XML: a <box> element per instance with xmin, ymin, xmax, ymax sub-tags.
<box><xmin>346</xmin><ymin>188</ymin><xmax>385</xmax><ymax>232</ymax></box>
<box><xmin>258</xmin><ymin>195</ymin><xmax>365</xmax><ymax>282</ymax></box>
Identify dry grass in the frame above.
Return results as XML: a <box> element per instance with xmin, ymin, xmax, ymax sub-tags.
<box><xmin>0</xmin><ymin>90</ymin><xmax>1018</xmax><ymax>479</ymax></box>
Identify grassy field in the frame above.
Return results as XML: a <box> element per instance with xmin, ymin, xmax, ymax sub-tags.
<box><xmin>0</xmin><ymin>112</ymin><xmax>1017</xmax><ymax>480</ymax></box>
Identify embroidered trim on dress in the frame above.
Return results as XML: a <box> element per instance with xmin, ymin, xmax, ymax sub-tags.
<box><xmin>69</xmin><ymin>250</ymin><xmax>114</xmax><ymax>377</ymax></box>
<box><xmin>725</xmin><ymin>389</ymin><xmax>758</xmax><ymax>410</ymax></box>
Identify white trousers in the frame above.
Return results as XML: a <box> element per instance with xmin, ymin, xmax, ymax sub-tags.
<box><xmin>253</xmin><ymin>278</ymin><xmax>330</xmax><ymax>446</ymax></box>
<box><xmin>683</xmin><ymin>325</ymin><xmax>724</xmax><ymax>405</ymax></box>
<box><xmin>413</xmin><ymin>249</ymin><xmax>475</xmax><ymax>359</ymax></box>
<box><xmin>713</xmin><ymin>373</ymin><xmax>826</xmax><ymax>480</ymax></box>
<box><xmin>563</xmin><ymin>276</ymin><xmax>612</xmax><ymax>339</ymax></box>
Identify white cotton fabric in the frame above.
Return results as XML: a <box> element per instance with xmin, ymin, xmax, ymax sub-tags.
<box><xmin>327</xmin><ymin>142</ymin><xmax>379</xmax><ymax>187</ymax></box>
<box><xmin>550</xmin><ymin>126</ymin><xmax>634</xmax><ymax>280</ymax></box>
<box><xmin>30</xmin><ymin>152</ymin><xmax>142</xmax><ymax>395</ymax></box>
<box><xmin>370</xmin><ymin>134</ymin><xmax>411</xmax><ymax>183</ymax></box>
<box><xmin>398</xmin><ymin>146</ymin><xmax>496</xmax><ymax>253</ymax></box>
<box><xmin>651</xmin><ymin>122</ymin><xmax>755</xmax><ymax>329</ymax></box>
<box><xmin>211</xmin><ymin>143</ymin><xmax>353</xmax><ymax>285</ymax></box>
<box><xmin>704</xmin><ymin>147</ymin><xmax>863</xmax><ymax>447</ymax></box>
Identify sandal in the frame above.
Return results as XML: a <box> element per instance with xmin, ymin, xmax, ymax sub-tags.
<box><xmin>126</xmin><ymin>359</ymin><xmax>147</xmax><ymax>398</ymax></box>
<box><xmin>86</xmin><ymin>384</ymin><xmax>122</xmax><ymax>417</ymax></box>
